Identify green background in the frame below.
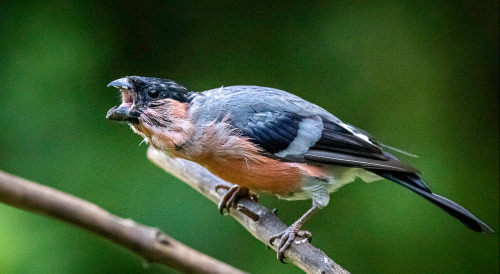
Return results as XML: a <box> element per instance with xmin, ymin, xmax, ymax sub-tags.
<box><xmin>0</xmin><ymin>1</ymin><xmax>498</xmax><ymax>273</ymax></box>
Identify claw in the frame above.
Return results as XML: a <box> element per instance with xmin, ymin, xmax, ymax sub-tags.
<box><xmin>297</xmin><ymin>230</ymin><xmax>312</xmax><ymax>243</ymax></box>
<box><xmin>215</xmin><ymin>184</ymin><xmax>230</xmax><ymax>191</ymax></box>
<box><xmin>215</xmin><ymin>184</ymin><xmax>258</xmax><ymax>214</ymax></box>
<box><xmin>268</xmin><ymin>205</ymin><xmax>319</xmax><ymax>262</ymax></box>
<box><xmin>269</xmin><ymin>232</ymin><xmax>283</xmax><ymax>245</ymax></box>
<box><xmin>269</xmin><ymin>223</ymin><xmax>313</xmax><ymax>263</ymax></box>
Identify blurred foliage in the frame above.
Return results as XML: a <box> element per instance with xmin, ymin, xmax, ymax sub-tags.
<box><xmin>0</xmin><ymin>0</ymin><xmax>498</xmax><ymax>273</ymax></box>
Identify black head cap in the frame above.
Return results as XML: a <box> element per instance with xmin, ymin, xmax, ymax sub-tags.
<box><xmin>107</xmin><ymin>76</ymin><xmax>193</xmax><ymax>104</ymax></box>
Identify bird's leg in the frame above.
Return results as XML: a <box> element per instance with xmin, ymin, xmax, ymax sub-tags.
<box><xmin>269</xmin><ymin>205</ymin><xmax>319</xmax><ymax>262</ymax></box>
<box><xmin>215</xmin><ymin>184</ymin><xmax>258</xmax><ymax>214</ymax></box>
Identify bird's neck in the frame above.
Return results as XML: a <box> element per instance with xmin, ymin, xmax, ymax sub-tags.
<box><xmin>132</xmin><ymin>100</ymin><xmax>195</xmax><ymax>156</ymax></box>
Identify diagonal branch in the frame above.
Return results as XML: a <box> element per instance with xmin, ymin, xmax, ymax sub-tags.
<box><xmin>147</xmin><ymin>146</ymin><xmax>349</xmax><ymax>274</ymax></box>
<box><xmin>0</xmin><ymin>170</ymin><xmax>244</xmax><ymax>274</ymax></box>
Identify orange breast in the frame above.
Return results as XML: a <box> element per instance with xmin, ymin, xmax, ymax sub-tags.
<box><xmin>164</xmin><ymin>118</ymin><xmax>324</xmax><ymax>194</ymax></box>
<box><xmin>200</xmin><ymin>155</ymin><xmax>304</xmax><ymax>194</ymax></box>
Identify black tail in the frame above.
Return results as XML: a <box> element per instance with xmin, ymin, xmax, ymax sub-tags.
<box><xmin>371</xmin><ymin>171</ymin><xmax>494</xmax><ymax>233</ymax></box>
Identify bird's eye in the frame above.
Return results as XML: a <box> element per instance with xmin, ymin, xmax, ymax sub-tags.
<box><xmin>147</xmin><ymin>89</ymin><xmax>160</xmax><ymax>98</ymax></box>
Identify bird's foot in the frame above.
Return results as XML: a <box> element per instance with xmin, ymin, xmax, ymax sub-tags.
<box><xmin>269</xmin><ymin>222</ymin><xmax>312</xmax><ymax>263</ymax></box>
<box><xmin>215</xmin><ymin>184</ymin><xmax>258</xmax><ymax>214</ymax></box>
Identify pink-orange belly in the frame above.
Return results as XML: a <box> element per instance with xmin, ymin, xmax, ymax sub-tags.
<box><xmin>201</xmin><ymin>156</ymin><xmax>304</xmax><ymax>194</ymax></box>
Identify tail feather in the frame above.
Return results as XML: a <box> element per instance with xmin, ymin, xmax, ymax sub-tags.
<box><xmin>372</xmin><ymin>171</ymin><xmax>494</xmax><ymax>234</ymax></box>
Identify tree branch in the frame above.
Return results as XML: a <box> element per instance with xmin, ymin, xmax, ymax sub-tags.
<box><xmin>147</xmin><ymin>146</ymin><xmax>349</xmax><ymax>274</ymax></box>
<box><xmin>0</xmin><ymin>170</ymin><xmax>244</xmax><ymax>274</ymax></box>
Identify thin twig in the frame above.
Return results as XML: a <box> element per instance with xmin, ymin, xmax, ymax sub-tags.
<box><xmin>0</xmin><ymin>170</ymin><xmax>245</xmax><ymax>274</ymax></box>
<box><xmin>147</xmin><ymin>146</ymin><xmax>349</xmax><ymax>274</ymax></box>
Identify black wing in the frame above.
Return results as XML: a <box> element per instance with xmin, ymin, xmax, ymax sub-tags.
<box><xmin>310</xmin><ymin>119</ymin><xmax>386</xmax><ymax>159</ymax></box>
<box><xmin>235</xmin><ymin>111</ymin><xmax>303</xmax><ymax>154</ymax></box>
<box><xmin>227</xmin><ymin>104</ymin><xmax>418</xmax><ymax>173</ymax></box>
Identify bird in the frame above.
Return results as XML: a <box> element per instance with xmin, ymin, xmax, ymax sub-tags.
<box><xmin>106</xmin><ymin>76</ymin><xmax>493</xmax><ymax>262</ymax></box>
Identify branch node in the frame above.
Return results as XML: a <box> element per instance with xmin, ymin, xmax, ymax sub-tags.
<box><xmin>236</xmin><ymin>204</ymin><xmax>260</xmax><ymax>221</ymax></box>
<box><xmin>156</xmin><ymin>231</ymin><xmax>170</xmax><ymax>245</ymax></box>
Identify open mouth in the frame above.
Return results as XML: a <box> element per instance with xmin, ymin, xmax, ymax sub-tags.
<box><xmin>120</xmin><ymin>88</ymin><xmax>133</xmax><ymax>108</ymax></box>
<box><xmin>106</xmin><ymin>78</ymin><xmax>139</xmax><ymax>124</ymax></box>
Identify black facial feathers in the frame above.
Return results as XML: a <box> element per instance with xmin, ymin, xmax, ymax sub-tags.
<box><xmin>126</xmin><ymin>76</ymin><xmax>193</xmax><ymax>104</ymax></box>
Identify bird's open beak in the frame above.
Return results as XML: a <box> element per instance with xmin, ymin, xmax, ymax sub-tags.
<box><xmin>107</xmin><ymin>77</ymin><xmax>138</xmax><ymax>123</ymax></box>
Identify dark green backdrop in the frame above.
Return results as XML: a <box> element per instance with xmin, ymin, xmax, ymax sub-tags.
<box><xmin>0</xmin><ymin>1</ymin><xmax>498</xmax><ymax>273</ymax></box>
